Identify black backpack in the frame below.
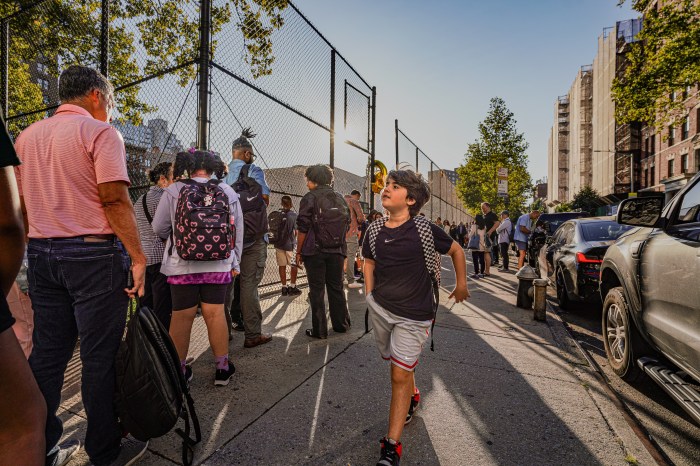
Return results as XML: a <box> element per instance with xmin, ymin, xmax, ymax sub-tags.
<box><xmin>115</xmin><ymin>300</ymin><xmax>201</xmax><ymax>466</ymax></box>
<box><xmin>231</xmin><ymin>164</ymin><xmax>268</xmax><ymax>243</ymax></box>
<box><xmin>311</xmin><ymin>189</ymin><xmax>349</xmax><ymax>249</ymax></box>
<box><xmin>267</xmin><ymin>209</ymin><xmax>286</xmax><ymax>246</ymax></box>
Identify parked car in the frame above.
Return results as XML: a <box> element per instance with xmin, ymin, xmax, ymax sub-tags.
<box><xmin>545</xmin><ymin>217</ymin><xmax>633</xmax><ymax>309</ymax></box>
<box><xmin>600</xmin><ymin>175</ymin><xmax>700</xmax><ymax>424</ymax></box>
<box><xmin>527</xmin><ymin>211</ymin><xmax>590</xmax><ymax>272</ymax></box>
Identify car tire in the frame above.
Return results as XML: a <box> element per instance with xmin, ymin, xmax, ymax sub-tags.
<box><xmin>555</xmin><ymin>268</ymin><xmax>571</xmax><ymax>310</ymax></box>
<box><xmin>602</xmin><ymin>287</ymin><xmax>650</xmax><ymax>382</ymax></box>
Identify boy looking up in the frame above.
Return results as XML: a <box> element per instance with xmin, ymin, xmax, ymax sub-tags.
<box><xmin>362</xmin><ymin>170</ymin><xmax>469</xmax><ymax>466</ymax></box>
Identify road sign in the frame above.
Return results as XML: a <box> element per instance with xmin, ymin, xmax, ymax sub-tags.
<box><xmin>497</xmin><ymin>178</ymin><xmax>508</xmax><ymax>197</ymax></box>
<box><xmin>497</xmin><ymin>167</ymin><xmax>508</xmax><ymax>179</ymax></box>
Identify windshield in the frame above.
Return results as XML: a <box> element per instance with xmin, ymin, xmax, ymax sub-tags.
<box><xmin>580</xmin><ymin>222</ymin><xmax>633</xmax><ymax>242</ymax></box>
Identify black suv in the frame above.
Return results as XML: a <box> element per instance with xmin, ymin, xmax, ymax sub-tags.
<box><xmin>600</xmin><ymin>174</ymin><xmax>700</xmax><ymax>424</ymax></box>
<box><xmin>527</xmin><ymin>212</ymin><xmax>589</xmax><ymax>271</ymax></box>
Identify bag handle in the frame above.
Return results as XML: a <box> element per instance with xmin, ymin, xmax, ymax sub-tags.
<box><xmin>142</xmin><ymin>193</ymin><xmax>154</xmax><ymax>225</ymax></box>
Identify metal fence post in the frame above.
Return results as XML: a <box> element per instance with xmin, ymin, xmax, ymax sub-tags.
<box><xmin>370</xmin><ymin>86</ymin><xmax>376</xmax><ymax>208</ymax></box>
<box><xmin>0</xmin><ymin>20</ymin><xmax>7</xmax><ymax>119</ymax></box>
<box><xmin>329</xmin><ymin>49</ymin><xmax>336</xmax><ymax>168</ymax></box>
<box><xmin>430</xmin><ymin>161</ymin><xmax>434</xmax><ymax>220</ymax></box>
<box><xmin>100</xmin><ymin>0</ymin><xmax>109</xmax><ymax>76</ymax></box>
<box><xmin>415</xmin><ymin>147</ymin><xmax>419</xmax><ymax>174</ymax></box>
<box><xmin>197</xmin><ymin>0</ymin><xmax>212</xmax><ymax>151</ymax></box>
<box><xmin>394</xmin><ymin>119</ymin><xmax>399</xmax><ymax>169</ymax></box>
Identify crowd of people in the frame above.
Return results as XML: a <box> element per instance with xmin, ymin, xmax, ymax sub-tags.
<box><xmin>0</xmin><ymin>65</ymin><xmax>474</xmax><ymax>466</ymax></box>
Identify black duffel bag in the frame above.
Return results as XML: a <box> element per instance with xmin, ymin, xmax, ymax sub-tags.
<box><xmin>115</xmin><ymin>299</ymin><xmax>201</xmax><ymax>465</ymax></box>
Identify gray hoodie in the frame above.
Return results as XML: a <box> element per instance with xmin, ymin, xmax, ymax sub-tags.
<box><xmin>152</xmin><ymin>177</ymin><xmax>244</xmax><ymax>276</ymax></box>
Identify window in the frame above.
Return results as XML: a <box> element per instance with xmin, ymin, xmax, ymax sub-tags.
<box><xmin>651</xmin><ymin>165</ymin><xmax>656</xmax><ymax>186</ymax></box>
<box><xmin>651</xmin><ymin>134</ymin><xmax>656</xmax><ymax>155</ymax></box>
<box><xmin>697</xmin><ymin>108</ymin><xmax>700</xmax><ymax>134</ymax></box>
<box><xmin>644</xmin><ymin>137</ymin><xmax>649</xmax><ymax>157</ymax></box>
<box><xmin>675</xmin><ymin>180</ymin><xmax>700</xmax><ymax>225</ymax></box>
<box><xmin>697</xmin><ymin>149</ymin><xmax>700</xmax><ymax>172</ymax></box>
<box><xmin>36</xmin><ymin>62</ymin><xmax>46</xmax><ymax>74</ymax></box>
<box><xmin>683</xmin><ymin>85</ymin><xmax>691</xmax><ymax>100</ymax></box>
<box><xmin>670</xmin><ymin>91</ymin><xmax>676</xmax><ymax>102</ymax></box>
<box><xmin>668</xmin><ymin>159</ymin><xmax>675</xmax><ymax>178</ymax></box>
<box><xmin>581</xmin><ymin>222</ymin><xmax>633</xmax><ymax>242</ymax></box>
<box><xmin>38</xmin><ymin>78</ymin><xmax>49</xmax><ymax>91</ymax></box>
<box><xmin>682</xmin><ymin>116</ymin><xmax>689</xmax><ymax>140</ymax></box>
<box><xmin>668</xmin><ymin>125</ymin><xmax>675</xmax><ymax>146</ymax></box>
<box><xmin>644</xmin><ymin>168</ymin><xmax>649</xmax><ymax>187</ymax></box>
<box><xmin>682</xmin><ymin>154</ymin><xmax>689</xmax><ymax>173</ymax></box>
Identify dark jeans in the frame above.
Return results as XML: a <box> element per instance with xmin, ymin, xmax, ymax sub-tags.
<box><xmin>304</xmin><ymin>253</ymin><xmax>350</xmax><ymax>337</ymax></box>
<box><xmin>499</xmin><ymin>242</ymin><xmax>510</xmax><ymax>270</ymax></box>
<box><xmin>143</xmin><ymin>263</ymin><xmax>172</xmax><ymax>329</ymax></box>
<box><xmin>472</xmin><ymin>251</ymin><xmax>485</xmax><ymax>275</ymax></box>
<box><xmin>491</xmin><ymin>242</ymin><xmax>500</xmax><ymax>264</ymax></box>
<box><xmin>27</xmin><ymin>238</ymin><xmax>129</xmax><ymax>465</ymax></box>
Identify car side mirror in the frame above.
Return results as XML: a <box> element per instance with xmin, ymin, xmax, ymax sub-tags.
<box><xmin>616</xmin><ymin>196</ymin><xmax>664</xmax><ymax>228</ymax></box>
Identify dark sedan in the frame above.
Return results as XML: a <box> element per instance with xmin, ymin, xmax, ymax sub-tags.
<box><xmin>545</xmin><ymin>218</ymin><xmax>633</xmax><ymax>309</ymax></box>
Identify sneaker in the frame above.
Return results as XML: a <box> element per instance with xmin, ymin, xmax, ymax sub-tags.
<box><xmin>288</xmin><ymin>286</ymin><xmax>302</xmax><ymax>296</ymax></box>
<box><xmin>356</xmin><ymin>277</ymin><xmax>365</xmax><ymax>284</ymax></box>
<box><xmin>377</xmin><ymin>437</ymin><xmax>402</xmax><ymax>466</ymax></box>
<box><xmin>405</xmin><ymin>388</ymin><xmax>420</xmax><ymax>425</ymax></box>
<box><xmin>183</xmin><ymin>364</ymin><xmax>193</xmax><ymax>385</ymax></box>
<box><xmin>478</xmin><ymin>273</ymin><xmax>485</xmax><ymax>278</ymax></box>
<box><xmin>46</xmin><ymin>440</ymin><xmax>80</xmax><ymax>466</ymax></box>
<box><xmin>107</xmin><ymin>436</ymin><xmax>148</xmax><ymax>466</ymax></box>
<box><xmin>215</xmin><ymin>361</ymin><xmax>236</xmax><ymax>386</ymax></box>
<box><xmin>232</xmin><ymin>321</ymin><xmax>245</xmax><ymax>332</ymax></box>
<box><xmin>281</xmin><ymin>286</ymin><xmax>289</xmax><ymax>296</ymax></box>
<box><xmin>470</xmin><ymin>273</ymin><xmax>480</xmax><ymax>279</ymax></box>
<box><xmin>347</xmin><ymin>282</ymin><xmax>363</xmax><ymax>289</ymax></box>
<box><xmin>498</xmin><ymin>268</ymin><xmax>510</xmax><ymax>273</ymax></box>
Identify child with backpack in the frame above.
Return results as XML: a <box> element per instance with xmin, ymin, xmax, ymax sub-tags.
<box><xmin>152</xmin><ymin>150</ymin><xmax>243</xmax><ymax>386</ymax></box>
<box><xmin>295</xmin><ymin>164</ymin><xmax>351</xmax><ymax>339</ymax></box>
<box><xmin>268</xmin><ymin>195</ymin><xmax>301</xmax><ymax>296</ymax></box>
<box><xmin>362</xmin><ymin>170</ymin><xmax>469</xmax><ymax>466</ymax></box>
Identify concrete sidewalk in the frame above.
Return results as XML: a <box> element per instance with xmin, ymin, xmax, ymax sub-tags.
<box><xmin>60</xmin><ymin>262</ymin><xmax>655</xmax><ymax>465</ymax></box>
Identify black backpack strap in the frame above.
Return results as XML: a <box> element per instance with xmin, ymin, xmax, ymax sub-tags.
<box><xmin>142</xmin><ymin>193</ymin><xmax>153</xmax><ymax>225</ymax></box>
<box><xmin>175</xmin><ymin>389</ymin><xmax>201</xmax><ymax>466</ymax></box>
<box><xmin>238</xmin><ymin>164</ymin><xmax>251</xmax><ymax>181</ymax></box>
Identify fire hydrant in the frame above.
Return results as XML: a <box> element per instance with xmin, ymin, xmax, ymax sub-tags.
<box><xmin>532</xmin><ymin>278</ymin><xmax>548</xmax><ymax>321</ymax></box>
<box><xmin>515</xmin><ymin>265</ymin><xmax>538</xmax><ymax>309</ymax></box>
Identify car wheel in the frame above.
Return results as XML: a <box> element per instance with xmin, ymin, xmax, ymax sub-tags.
<box><xmin>555</xmin><ymin>268</ymin><xmax>571</xmax><ymax>310</ymax></box>
<box><xmin>602</xmin><ymin>287</ymin><xmax>650</xmax><ymax>382</ymax></box>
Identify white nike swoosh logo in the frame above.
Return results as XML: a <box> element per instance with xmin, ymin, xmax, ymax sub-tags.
<box><xmin>384</xmin><ymin>239</ymin><xmax>395</xmax><ymax>243</ymax></box>
<box><xmin>247</xmin><ymin>195</ymin><xmax>257</xmax><ymax>201</ymax></box>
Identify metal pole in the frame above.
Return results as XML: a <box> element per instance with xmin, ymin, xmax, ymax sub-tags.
<box><xmin>197</xmin><ymin>0</ymin><xmax>211</xmax><ymax>150</ymax></box>
<box><xmin>0</xmin><ymin>21</ymin><xmax>7</xmax><ymax>119</ymax></box>
<box><xmin>430</xmin><ymin>161</ymin><xmax>434</xmax><ymax>220</ymax></box>
<box><xmin>343</xmin><ymin>79</ymin><xmax>347</xmax><ymax>132</ymax></box>
<box><xmin>370</xmin><ymin>86</ymin><xmax>376</xmax><ymax>208</ymax></box>
<box><xmin>329</xmin><ymin>49</ymin><xmax>336</xmax><ymax>168</ymax></box>
<box><xmin>630</xmin><ymin>153</ymin><xmax>634</xmax><ymax>193</ymax></box>
<box><xmin>415</xmin><ymin>147</ymin><xmax>419</xmax><ymax>174</ymax></box>
<box><xmin>100</xmin><ymin>0</ymin><xmax>109</xmax><ymax>76</ymax></box>
<box><xmin>394</xmin><ymin>119</ymin><xmax>399</xmax><ymax>169</ymax></box>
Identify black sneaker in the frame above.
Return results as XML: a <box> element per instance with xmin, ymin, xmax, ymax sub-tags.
<box><xmin>281</xmin><ymin>286</ymin><xmax>289</xmax><ymax>296</ymax></box>
<box><xmin>405</xmin><ymin>388</ymin><xmax>420</xmax><ymax>425</ymax></box>
<box><xmin>377</xmin><ymin>437</ymin><xmax>402</xmax><ymax>466</ymax></box>
<box><xmin>46</xmin><ymin>440</ymin><xmax>80</xmax><ymax>466</ymax></box>
<box><xmin>232</xmin><ymin>321</ymin><xmax>245</xmax><ymax>332</ymax></box>
<box><xmin>288</xmin><ymin>286</ymin><xmax>302</xmax><ymax>296</ymax></box>
<box><xmin>215</xmin><ymin>361</ymin><xmax>236</xmax><ymax>386</ymax></box>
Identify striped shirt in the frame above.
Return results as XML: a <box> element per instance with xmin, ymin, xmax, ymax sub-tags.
<box><xmin>14</xmin><ymin>104</ymin><xmax>130</xmax><ymax>238</ymax></box>
<box><xmin>136</xmin><ymin>186</ymin><xmax>166</xmax><ymax>266</ymax></box>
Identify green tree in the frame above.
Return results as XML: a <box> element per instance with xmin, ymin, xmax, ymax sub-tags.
<box><xmin>2</xmin><ymin>0</ymin><xmax>289</xmax><ymax>132</ymax></box>
<box><xmin>456</xmin><ymin>97</ymin><xmax>532</xmax><ymax>214</ymax></box>
<box><xmin>612</xmin><ymin>0</ymin><xmax>700</xmax><ymax>130</ymax></box>
<box><xmin>570</xmin><ymin>185</ymin><xmax>603</xmax><ymax>215</ymax></box>
<box><xmin>555</xmin><ymin>202</ymin><xmax>572</xmax><ymax>213</ymax></box>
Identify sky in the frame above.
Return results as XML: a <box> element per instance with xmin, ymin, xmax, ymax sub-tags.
<box><xmin>297</xmin><ymin>0</ymin><xmax>638</xmax><ymax>184</ymax></box>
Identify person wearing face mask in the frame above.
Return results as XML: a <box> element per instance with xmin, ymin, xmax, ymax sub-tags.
<box><xmin>14</xmin><ymin>65</ymin><xmax>148</xmax><ymax>466</ymax></box>
<box><xmin>223</xmin><ymin>129</ymin><xmax>273</xmax><ymax>348</ymax></box>
<box><xmin>135</xmin><ymin>161</ymin><xmax>175</xmax><ymax>329</ymax></box>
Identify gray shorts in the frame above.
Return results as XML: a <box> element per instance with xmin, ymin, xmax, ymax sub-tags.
<box><xmin>366</xmin><ymin>293</ymin><xmax>432</xmax><ymax>371</ymax></box>
<box><xmin>515</xmin><ymin>240</ymin><xmax>527</xmax><ymax>251</ymax></box>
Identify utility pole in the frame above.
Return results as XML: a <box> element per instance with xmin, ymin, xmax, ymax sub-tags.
<box><xmin>197</xmin><ymin>0</ymin><xmax>212</xmax><ymax>150</ymax></box>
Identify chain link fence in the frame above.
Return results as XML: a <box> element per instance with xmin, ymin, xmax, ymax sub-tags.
<box><xmin>2</xmin><ymin>0</ymin><xmax>377</xmax><ymax>291</ymax></box>
<box><xmin>395</xmin><ymin>121</ymin><xmax>473</xmax><ymax>226</ymax></box>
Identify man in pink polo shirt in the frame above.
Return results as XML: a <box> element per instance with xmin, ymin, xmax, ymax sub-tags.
<box><xmin>15</xmin><ymin>65</ymin><xmax>147</xmax><ymax>466</ymax></box>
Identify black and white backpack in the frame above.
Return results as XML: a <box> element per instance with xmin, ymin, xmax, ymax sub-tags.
<box><xmin>364</xmin><ymin>215</ymin><xmax>442</xmax><ymax>350</ymax></box>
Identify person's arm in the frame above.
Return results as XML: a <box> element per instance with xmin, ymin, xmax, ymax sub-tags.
<box><xmin>97</xmin><ymin>181</ymin><xmax>146</xmax><ymax>298</ymax></box>
<box><xmin>295</xmin><ymin>194</ymin><xmax>313</xmax><ymax>266</ymax></box>
<box><xmin>253</xmin><ymin>165</ymin><xmax>270</xmax><ymax>206</ymax></box>
<box><xmin>152</xmin><ymin>190</ymin><xmax>173</xmax><ymax>240</ymax></box>
<box><xmin>487</xmin><ymin>219</ymin><xmax>500</xmax><ymax>236</ymax></box>
<box><xmin>519</xmin><ymin>219</ymin><xmax>531</xmax><ymax>235</ymax></box>
<box><xmin>0</xmin><ymin>167</ymin><xmax>24</xmax><ymax>296</ymax></box>
<box><xmin>355</xmin><ymin>201</ymin><xmax>366</xmax><ymax>224</ymax></box>
<box><xmin>231</xmin><ymin>198</ymin><xmax>244</xmax><ymax>274</ymax></box>
<box><xmin>295</xmin><ymin>231</ymin><xmax>307</xmax><ymax>267</ymax></box>
<box><xmin>447</xmin><ymin>241</ymin><xmax>469</xmax><ymax>302</ymax></box>
<box><xmin>363</xmin><ymin>258</ymin><xmax>375</xmax><ymax>294</ymax></box>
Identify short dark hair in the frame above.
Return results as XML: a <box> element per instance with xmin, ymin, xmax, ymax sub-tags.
<box><xmin>305</xmin><ymin>164</ymin><xmax>333</xmax><ymax>186</ymax></box>
<box><xmin>281</xmin><ymin>195</ymin><xmax>292</xmax><ymax>207</ymax></box>
<box><xmin>350</xmin><ymin>189</ymin><xmax>361</xmax><ymax>197</ymax></box>
<box><xmin>385</xmin><ymin>170</ymin><xmax>430</xmax><ymax>217</ymax></box>
<box><xmin>59</xmin><ymin>65</ymin><xmax>113</xmax><ymax>103</ymax></box>
<box><xmin>148</xmin><ymin>161</ymin><xmax>172</xmax><ymax>184</ymax></box>
<box><xmin>174</xmin><ymin>150</ymin><xmax>226</xmax><ymax>180</ymax></box>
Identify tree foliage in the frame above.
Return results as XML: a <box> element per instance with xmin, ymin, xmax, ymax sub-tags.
<box><xmin>2</xmin><ymin>0</ymin><xmax>289</xmax><ymax>132</ymax></box>
<box><xmin>570</xmin><ymin>185</ymin><xmax>603</xmax><ymax>215</ymax></box>
<box><xmin>456</xmin><ymin>97</ymin><xmax>532</xmax><ymax>215</ymax></box>
<box><xmin>612</xmin><ymin>0</ymin><xmax>700</xmax><ymax>130</ymax></box>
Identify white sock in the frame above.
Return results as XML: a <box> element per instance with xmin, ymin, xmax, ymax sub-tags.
<box><xmin>290</xmin><ymin>282</ymin><xmax>296</xmax><ymax>288</ymax></box>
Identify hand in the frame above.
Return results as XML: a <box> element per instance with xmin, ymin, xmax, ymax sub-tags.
<box><xmin>231</xmin><ymin>269</ymin><xmax>240</xmax><ymax>277</ymax></box>
<box><xmin>295</xmin><ymin>253</ymin><xmax>304</xmax><ymax>267</ymax></box>
<box><xmin>125</xmin><ymin>261</ymin><xmax>146</xmax><ymax>298</ymax></box>
<box><xmin>448</xmin><ymin>284</ymin><xmax>470</xmax><ymax>303</ymax></box>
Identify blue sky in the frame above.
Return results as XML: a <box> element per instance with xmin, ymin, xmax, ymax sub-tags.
<box><xmin>298</xmin><ymin>0</ymin><xmax>638</xmax><ymax>183</ymax></box>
